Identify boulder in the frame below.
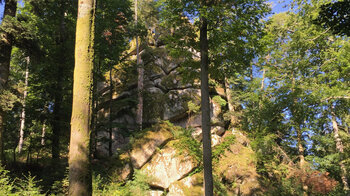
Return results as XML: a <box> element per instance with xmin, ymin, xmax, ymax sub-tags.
<box><xmin>211</xmin><ymin>134</ymin><xmax>221</xmax><ymax>147</ymax></box>
<box><xmin>141</xmin><ymin>140</ymin><xmax>198</xmax><ymax>189</ymax></box>
<box><xmin>130</xmin><ymin>126</ymin><xmax>173</xmax><ymax>169</ymax></box>
<box><xmin>211</xmin><ymin>126</ymin><xmax>225</xmax><ymax>136</ymax></box>
<box><xmin>116</xmin><ymin>163</ymin><xmax>132</xmax><ymax>182</ymax></box>
<box><xmin>147</xmin><ymin>190</ymin><xmax>164</xmax><ymax>196</ymax></box>
<box><xmin>189</xmin><ymin>127</ymin><xmax>224</xmax><ymax>146</ymax></box>
<box><xmin>168</xmin><ymin>173</ymin><xmax>203</xmax><ymax>196</ymax></box>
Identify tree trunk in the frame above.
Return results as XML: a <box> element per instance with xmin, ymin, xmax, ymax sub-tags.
<box><xmin>68</xmin><ymin>0</ymin><xmax>95</xmax><ymax>195</ymax></box>
<box><xmin>91</xmin><ymin>59</ymin><xmax>100</xmax><ymax>159</ymax></box>
<box><xmin>0</xmin><ymin>0</ymin><xmax>17</xmax><ymax>164</ymax></box>
<box><xmin>52</xmin><ymin>2</ymin><xmax>68</xmax><ymax>162</ymax></box>
<box><xmin>18</xmin><ymin>56</ymin><xmax>29</xmax><ymax>153</ymax></box>
<box><xmin>331</xmin><ymin>106</ymin><xmax>349</xmax><ymax>191</ymax></box>
<box><xmin>109</xmin><ymin>68</ymin><xmax>113</xmax><ymax>157</ymax></box>
<box><xmin>41</xmin><ymin>121</ymin><xmax>46</xmax><ymax>146</ymax></box>
<box><xmin>200</xmin><ymin>15</ymin><xmax>213</xmax><ymax>196</ymax></box>
<box><xmin>261</xmin><ymin>68</ymin><xmax>265</xmax><ymax>90</ymax></box>
<box><xmin>135</xmin><ymin>0</ymin><xmax>144</xmax><ymax>131</ymax></box>
<box><xmin>297</xmin><ymin>126</ymin><xmax>305</xmax><ymax>168</ymax></box>
<box><xmin>52</xmin><ymin>74</ymin><xmax>63</xmax><ymax>161</ymax></box>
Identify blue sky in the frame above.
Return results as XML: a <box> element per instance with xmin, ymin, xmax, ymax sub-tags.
<box><xmin>268</xmin><ymin>0</ymin><xmax>291</xmax><ymax>15</ymax></box>
<box><xmin>1</xmin><ymin>0</ymin><xmax>291</xmax><ymax>23</ymax></box>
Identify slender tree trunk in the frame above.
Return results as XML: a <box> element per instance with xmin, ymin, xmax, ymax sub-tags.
<box><xmin>18</xmin><ymin>56</ymin><xmax>29</xmax><ymax>153</ymax></box>
<box><xmin>331</xmin><ymin>106</ymin><xmax>349</xmax><ymax>190</ymax></box>
<box><xmin>52</xmin><ymin>75</ymin><xmax>63</xmax><ymax>161</ymax></box>
<box><xmin>90</xmin><ymin>68</ymin><xmax>97</xmax><ymax>158</ymax></box>
<box><xmin>200</xmin><ymin>15</ymin><xmax>213</xmax><ymax>196</ymax></box>
<box><xmin>52</xmin><ymin>3</ymin><xmax>68</xmax><ymax>162</ymax></box>
<box><xmin>91</xmin><ymin>59</ymin><xmax>100</xmax><ymax>159</ymax></box>
<box><xmin>13</xmin><ymin>146</ymin><xmax>16</xmax><ymax>163</ymax></box>
<box><xmin>0</xmin><ymin>112</ymin><xmax>5</xmax><ymax>163</ymax></box>
<box><xmin>261</xmin><ymin>68</ymin><xmax>265</xmax><ymax>90</ymax></box>
<box><xmin>26</xmin><ymin>132</ymin><xmax>33</xmax><ymax>165</ymax></box>
<box><xmin>68</xmin><ymin>0</ymin><xmax>95</xmax><ymax>195</ymax></box>
<box><xmin>297</xmin><ymin>126</ymin><xmax>305</xmax><ymax>168</ymax></box>
<box><xmin>135</xmin><ymin>0</ymin><xmax>144</xmax><ymax>131</ymax></box>
<box><xmin>0</xmin><ymin>0</ymin><xmax>17</xmax><ymax>164</ymax></box>
<box><xmin>109</xmin><ymin>68</ymin><xmax>113</xmax><ymax>157</ymax></box>
<box><xmin>41</xmin><ymin>122</ymin><xmax>46</xmax><ymax>146</ymax></box>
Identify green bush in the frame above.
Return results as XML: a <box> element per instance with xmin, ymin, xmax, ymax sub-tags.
<box><xmin>93</xmin><ymin>170</ymin><xmax>151</xmax><ymax>196</ymax></box>
<box><xmin>15</xmin><ymin>172</ymin><xmax>44</xmax><ymax>196</ymax></box>
<box><xmin>0</xmin><ymin>165</ymin><xmax>15</xmax><ymax>195</ymax></box>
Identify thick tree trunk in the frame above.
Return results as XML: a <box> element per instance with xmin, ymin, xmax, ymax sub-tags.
<box><xmin>200</xmin><ymin>16</ymin><xmax>213</xmax><ymax>196</ymax></box>
<box><xmin>68</xmin><ymin>0</ymin><xmax>95</xmax><ymax>195</ymax></box>
<box><xmin>18</xmin><ymin>56</ymin><xmax>29</xmax><ymax>153</ymax></box>
<box><xmin>0</xmin><ymin>0</ymin><xmax>17</xmax><ymax>164</ymax></box>
<box><xmin>331</xmin><ymin>106</ymin><xmax>349</xmax><ymax>191</ymax></box>
<box><xmin>135</xmin><ymin>0</ymin><xmax>144</xmax><ymax>131</ymax></box>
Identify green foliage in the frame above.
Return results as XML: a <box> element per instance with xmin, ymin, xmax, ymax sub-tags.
<box><xmin>0</xmin><ymin>166</ymin><xmax>44</xmax><ymax>195</ymax></box>
<box><xmin>172</xmin><ymin>126</ymin><xmax>202</xmax><ymax>165</ymax></box>
<box><xmin>50</xmin><ymin>169</ymin><xmax>68</xmax><ymax>196</ymax></box>
<box><xmin>316</xmin><ymin>0</ymin><xmax>350</xmax><ymax>36</ymax></box>
<box><xmin>187</xmin><ymin>100</ymin><xmax>200</xmax><ymax>114</ymax></box>
<box><xmin>213</xmin><ymin>174</ymin><xmax>228</xmax><ymax>196</ymax></box>
<box><xmin>212</xmin><ymin>96</ymin><xmax>227</xmax><ymax>107</ymax></box>
<box><xmin>15</xmin><ymin>172</ymin><xmax>44</xmax><ymax>196</ymax></box>
<box><xmin>0</xmin><ymin>89</ymin><xmax>19</xmax><ymax>111</ymax></box>
<box><xmin>92</xmin><ymin>170</ymin><xmax>151</xmax><ymax>196</ymax></box>
<box><xmin>0</xmin><ymin>165</ymin><xmax>14</xmax><ymax>195</ymax></box>
<box><xmin>212</xmin><ymin>134</ymin><xmax>235</xmax><ymax>163</ymax></box>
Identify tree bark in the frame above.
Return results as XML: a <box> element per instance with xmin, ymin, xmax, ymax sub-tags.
<box><xmin>109</xmin><ymin>68</ymin><xmax>113</xmax><ymax>157</ymax></box>
<box><xmin>0</xmin><ymin>0</ymin><xmax>17</xmax><ymax>164</ymax></box>
<box><xmin>200</xmin><ymin>15</ymin><xmax>213</xmax><ymax>196</ymax></box>
<box><xmin>18</xmin><ymin>56</ymin><xmax>29</xmax><ymax>153</ymax></box>
<box><xmin>331</xmin><ymin>106</ymin><xmax>349</xmax><ymax>191</ymax></box>
<box><xmin>68</xmin><ymin>0</ymin><xmax>95</xmax><ymax>195</ymax></box>
<box><xmin>41</xmin><ymin>122</ymin><xmax>46</xmax><ymax>146</ymax></box>
<box><xmin>51</xmin><ymin>72</ymin><xmax>63</xmax><ymax>161</ymax></box>
<box><xmin>135</xmin><ymin>0</ymin><xmax>144</xmax><ymax>131</ymax></box>
<box><xmin>297</xmin><ymin>126</ymin><xmax>305</xmax><ymax>168</ymax></box>
<box><xmin>52</xmin><ymin>1</ymin><xmax>68</xmax><ymax>162</ymax></box>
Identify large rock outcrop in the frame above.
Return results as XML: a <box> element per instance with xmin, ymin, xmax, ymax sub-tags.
<box><xmin>130</xmin><ymin>126</ymin><xmax>173</xmax><ymax>169</ymax></box>
<box><xmin>141</xmin><ymin>140</ymin><xmax>198</xmax><ymax>189</ymax></box>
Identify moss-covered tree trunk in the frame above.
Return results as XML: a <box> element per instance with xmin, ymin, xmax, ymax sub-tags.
<box><xmin>68</xmin><ymin>0</ymin><xmax>95</xmax><ymax>195</ymax></box>
<box><xmin>200</xmin><ymin>15</ymin><xmax>213</xmax><ymax>196</ymax></box>
<box><xmin>0</xmin><ymin>0</ymin><xmax>17</xmax><ymax>163</ymax></box>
